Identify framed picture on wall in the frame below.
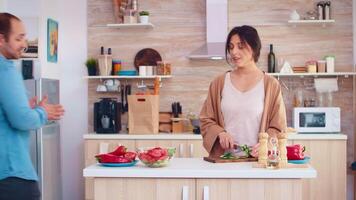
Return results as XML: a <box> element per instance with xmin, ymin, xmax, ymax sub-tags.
<box><xmin>47</xmin><ymin>18</ymin><xmax>58</xmax><ymax>63</ymax></box>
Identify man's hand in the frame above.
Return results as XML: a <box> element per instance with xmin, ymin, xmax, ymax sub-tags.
<box><xmin>38</xmin><ymin>96</ymin><xmax>65</xmax><ymax>120</ymax></box>
<box><xmin>29</xmin><ymin>96</ymin><xmax>37</xmax><ymax>109</ymax></box>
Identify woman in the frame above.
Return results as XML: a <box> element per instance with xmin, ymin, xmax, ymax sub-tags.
<box><xmin>200</xmin><ymin>25</ymin><xmax>286</xmax><ymax>158</ymax></box>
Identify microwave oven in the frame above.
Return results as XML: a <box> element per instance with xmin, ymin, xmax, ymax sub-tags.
<box><xmin>293</xmin><ymin>107</ymin><xmax>340</xmax><ymax>133</ymax></box>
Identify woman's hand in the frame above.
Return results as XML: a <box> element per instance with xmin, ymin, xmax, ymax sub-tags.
<box><xmin>250</xmin><ymin>143</ymin><xmax>260</xmax><ymax>158</ymax></box>
<box><xmin>39</xmin><ymin>96</ymin><xmax>65</xmax><ymax>120</ymax></box>
<box><xmin>218</xmin><ymin>132</ymin><xmax>234</xmax><ymax>149</ymax></box>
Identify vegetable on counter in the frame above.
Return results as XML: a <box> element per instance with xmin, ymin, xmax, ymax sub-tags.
<box><xmin>95</xmin><ymin>145</ymin><xmax>137</xmax><ymax>163</ymax></box>
<box><xmin>239</xmin><ymin>144</ymin><xmax>252</xmax><ymax>157</ymax></box>
<box><xmin>220</xmin><ymin>144</ymin><xmax>253</xmax><ymax>159</ymax></box>
<box><xmin>220</xmin><ymin>152</ymin><xmax>237</xmax><ymax>159</ymax></box>
<box><xmin>286</xmin><ymin>144</ymin><xmax>305</xmax><ymax>160</ymax></box>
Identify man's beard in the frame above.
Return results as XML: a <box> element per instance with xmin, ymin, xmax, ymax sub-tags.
<box><xmin>1</xmin><ymin>45</ymin><xmax>21</xmax><ymax>59</ymax></box>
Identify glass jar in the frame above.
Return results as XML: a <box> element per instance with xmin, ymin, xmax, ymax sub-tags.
<box><xmin>306</xmin><ymin>60</ymin><xmax>317</xmax><ymax>73</ymax></box>
<box><xmin>112</xmin><ymin>59</ymin><xmax>121</xmax><ymax>75</ymax></box>
<box><xmin>156</xmin><ymin>61</ymin><xmax>165</xmax><ymax>75</ymax></box>
<box><xmin>293</xmin><ymin>89</ymin><xmax>303</xmax><ymax>107</ymax></box>
<box><xmin>267</xmin><ymin>138</ymin><xmax>279</xmax><ymax>169</ymax></box>
<box><xmin>317</xmin><ymin>60</ymin><xmax>326</xmax><ymax>73</ymax></box>
<box><xmin>165</xmin><ymin>63</ymin><xmax>171</xmax><ymax>75</ymax></box>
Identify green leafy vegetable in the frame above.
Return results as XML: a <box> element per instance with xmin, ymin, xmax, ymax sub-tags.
<box><xmin>239</xmin><ymin>144</ymin><xmax>252</xmax><ymax>157</ymax></box>
<box><xmin>220</xmin><ymin>152</ymin><xmax>237</xmax><ymax>159</ymax></box>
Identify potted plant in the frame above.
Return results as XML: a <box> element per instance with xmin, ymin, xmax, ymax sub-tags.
<box><xmin>139</xmin><ymin>11</ymin><xmax>150</xmax><ymax>24</ymax></box>
<box><xmin>85</xmin><ymin>58</ymin><xmax>97</xmax><ymax>76</ymax></box>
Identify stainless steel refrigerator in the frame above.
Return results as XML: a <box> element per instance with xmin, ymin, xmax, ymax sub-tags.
<box><xmin>24</xmin><ymin>79</ymin><xmax>62</xmax><ymax>200</ymax></box>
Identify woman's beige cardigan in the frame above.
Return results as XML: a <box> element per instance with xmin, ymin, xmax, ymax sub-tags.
<box><xmin>200</xmin><ymin>71</ymin><xmax>287</xmax><ymax>157</ymax></box>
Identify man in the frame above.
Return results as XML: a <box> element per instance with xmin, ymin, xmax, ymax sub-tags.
<box><xmin>0</xmin><ymin>13</ymin><xmax>65</xmax><ymax>200</ymax></box>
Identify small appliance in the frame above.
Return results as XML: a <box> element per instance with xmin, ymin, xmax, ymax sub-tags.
<box><xmin>293</xmin><ymin>107</ymin><xmax>340</xmax><ymax>133</ymax></box>
<box><xmin>94</xmin><ymin>98</ymin><xmax>122</xmax><ymax>133</ymax></box>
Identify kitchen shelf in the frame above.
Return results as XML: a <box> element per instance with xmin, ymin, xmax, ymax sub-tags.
<box><xmin>106</xmin><ymin>23</ymin><xmax>154</xmax><ymax>29</ymax></box>
<box><xmin>288</xmin><ymin>19</ymin><xmax>335</xmax><ymax>27</ymax></box>
<box><xmin>84</xmin><ymin>75</ymin><xmax>172</xmax><ymax>79</ymax></box>
<box><xmin>268</xmin><ymin>72</ymin><xmax>356</xmax><ymax>78</ymax></box>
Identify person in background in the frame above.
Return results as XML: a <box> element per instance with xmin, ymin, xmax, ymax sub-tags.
<box><xmin>0</xmin><ymin>13</ymin><xmax>65</xmax><ymax>200</ymax></box>
<box><xmin>200</xmin><ymin>25</ymin><xmax>286</xmax><ymax>158</ymax></box>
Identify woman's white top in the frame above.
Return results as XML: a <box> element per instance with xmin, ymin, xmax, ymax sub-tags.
<box><xmin>221</xmin><ymin>72</ymin><xmax>265</xmax><ymax>147</ymax></box>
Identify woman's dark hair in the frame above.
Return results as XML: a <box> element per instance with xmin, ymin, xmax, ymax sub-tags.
<box><xmin>0</xmin><ymin>13</ymin><xmax>21</xmax><ymax>41</ymax></box>
<box><xmin>225</xmin><ymin>25</ymin><xmax>261</xmax><ymax>63</ymax></box>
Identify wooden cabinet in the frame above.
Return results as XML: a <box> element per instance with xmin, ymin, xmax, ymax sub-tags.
<box><xmin>85</xmin><ymin>138</ymin><xmax>207</xmax><ymax>200</ymax></box>
<box><xmin>292</xmin><ymin>140</ymin><xmax>346</xmax><ymax>200</ymax></box>
<box><xmin>92</xmin><ymin>177</ymin><xmax>302</xmax><ymax>200</ymax></box>
<box><xmin>85</xmin><ymin>140</ymin><xmax>135</xmax><ymax>200</ymax></box>
<box><xmin>196</xmin><ymin>179</ymin><xmax>302</xmax><ymax>200</ymax></box>
<box><xmin>94</xmin><ymin>178</ymin><xmax>195</xmax><ymax>200</ymax></box>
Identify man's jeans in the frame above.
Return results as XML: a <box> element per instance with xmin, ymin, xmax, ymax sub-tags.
<box><xmin>0</xmin><ymin>177</ymin><xmax>40</xmax><ymax>200</ymax></box>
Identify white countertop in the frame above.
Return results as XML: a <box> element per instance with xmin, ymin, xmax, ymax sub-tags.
<box><xmin>84</xmin><ymin>133</ymin><xmax>347</xmax><ymax>140</ymax></box>
<box><xmin>83</xmin><ymin>158</ymin><xmax>317</xmax><ymax>179</ymax></box>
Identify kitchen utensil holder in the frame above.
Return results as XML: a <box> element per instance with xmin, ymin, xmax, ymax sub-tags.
<box><xmin>171</xmin><ymin>115</ymin><xmax>187</xmax><ymax>133</ymax></box>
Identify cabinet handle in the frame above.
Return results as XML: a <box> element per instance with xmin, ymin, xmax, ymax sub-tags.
<box><xmin>189</xmin><ymin>144</ymin><xmax>194</xmax><ymax>157</ymax></box>
<box><xmin>179</xmin><ymin>144</ymin><xmax>184</xmax><ymax>157</ymax></box>
<box><xmin>182</xmin><ymin>185</ymin><xmax>189</xmax><ymax>200</ymax></box>
<box><xmin>99</xmin><ymin>142</ymin><xmax>109</xmax><ymax>154</ymax></box>
<box><xmin>203</xmin><ymin>186</ymin><xmax>209</xmax><ymax>200</ymax></box>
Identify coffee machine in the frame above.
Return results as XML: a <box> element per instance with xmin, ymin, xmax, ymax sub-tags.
<box><xmin>94</xmin><ymin>98</ymin><xmax>122</xmax><ymax>133</ymax></box>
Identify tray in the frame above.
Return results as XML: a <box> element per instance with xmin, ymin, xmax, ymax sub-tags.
<box><xmin>99</xmin><ymin>160</ymin><xmax>138</xmax><ymax>167</ymax></box>
<box><xmin>288</xmin><ymin>156</ymin><xmax>311</xmax><ymax>164</ymax></box>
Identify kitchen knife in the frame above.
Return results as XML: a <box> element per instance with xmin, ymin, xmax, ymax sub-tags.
<box><xmin>172</xmin><ymin>102</ymin><xmax>178</xmax><ymax>118</ymax></box>
<box><xmin>124</xmin><ymin>84</ymin><xmax>131</xmax><ymax>112</ymax></box>
<box><xmin>177</xmin><ymin>102</ymin><xmax>182</xmax><ymax>115</ymax></box>
<box><xmin>121</xmin><ymin>84</ymin><xmax>125</xmax><ymax>113</ymax></box>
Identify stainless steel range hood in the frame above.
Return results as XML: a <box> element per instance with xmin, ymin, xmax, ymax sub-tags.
<box><xmin>188</xmin><ymin>0</ymin><xmax>228</xmax><ymax>60</ymax></box>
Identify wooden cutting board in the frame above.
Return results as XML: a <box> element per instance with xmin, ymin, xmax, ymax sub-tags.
<box><xmin>204</xmin><ymin>156</ymin><xmax>258</xmax><ymax>163</ymax></box>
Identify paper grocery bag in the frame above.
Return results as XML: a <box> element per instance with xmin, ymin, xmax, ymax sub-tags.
<box><xmin>128</xmin><ymin>95</ymin><xmax>159</xmax><ymax>134</ymax></box>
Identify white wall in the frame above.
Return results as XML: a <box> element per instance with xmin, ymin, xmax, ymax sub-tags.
<box><xmin>38</xmin><ymin>0</ymin><xmax>60</xmax><ymax>79</ymax></box>
<box><xmin>0</xmin><ymin>0</ymin><xmax>6</xmax><ymax>11</ymax></box>
<box><xmin>352</xmin><ymin>1</ymin><xmax>356</xmax><ymax>200</ymax></box>
<box><xmin>354</xmin><ymin>0</ymin><xmax>356</xmax><ymax>67</ymax></box>
<box><xmin>58</xmin><ymin>0</ymin><xmax>87</xmax><ymax>199</ymax></box>
<box><xmin>5</xmin><ymin>0</ymin><xmax>39</xmax><ymax>43</ymax></box>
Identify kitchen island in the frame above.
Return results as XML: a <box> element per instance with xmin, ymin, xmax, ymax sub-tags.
<box><xmin>83</xmin><ymin>158</ymin><xmax>316</xmax><ymax>200</ymax></box>
<box><xmin>84</xmin><ymin>133</ymin><xmax>346</xmax><ymax>200</ymax></box>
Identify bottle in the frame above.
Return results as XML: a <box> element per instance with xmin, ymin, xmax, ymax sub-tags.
<box><xmin>317</xmin><ymin>2</ymin><xmax>324</xmax><ymax>20</ymax></box>
<box><xmin>267</xmin><ymin>138</ymin><xmax>279</xmax><ymax>169</ymax></box>
<box><xmin>106</xmin><ymin>48</ymin><xmax>113</xmax><ymax>76</ymax></box>
<box><xmin>131</xmin><ymin>0</ymin><xmax>138</xmax><ymax>23</ymax></box>
<box><xmin>268</xmin><ymin>44</ymin><xmax>276</xmax><ymax>73</ymax></box>
<box><xmin>324</xmin><ymin>1</ymin><xmax>331</xmax><ymax>20</ymax></box>
<box><xmin>98</xmin><ymin>46</ymin><xmax>106</xmax><ymax>76</ymax></box>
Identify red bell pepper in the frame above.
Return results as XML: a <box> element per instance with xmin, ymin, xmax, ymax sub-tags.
<box><xmin>286</xmin><ymin>144</ymin><xmax>305</xmax><ymax>160</ymax></box>
<box><xmin>110</xmin><ymin>145</ymin><xmax>127</xmax><ymax>156</ymax></box>
<box><xmin>95</xmin><ymin>153</ymin><xmax>131</xmax><ymax>163</ymax></box>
